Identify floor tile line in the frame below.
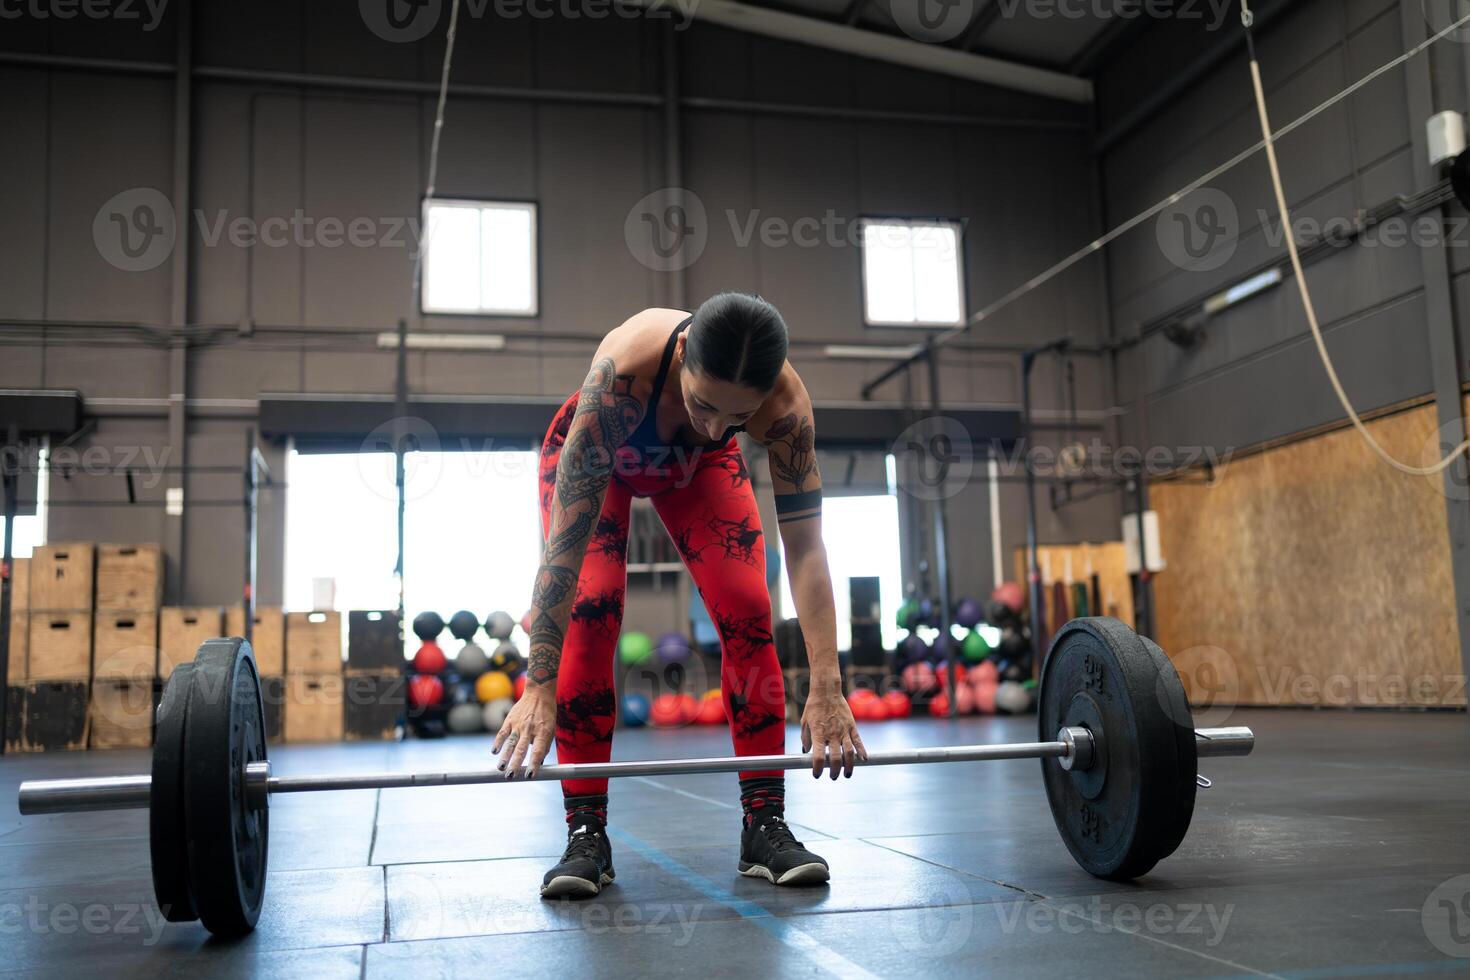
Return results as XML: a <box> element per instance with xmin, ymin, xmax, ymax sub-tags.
<box><xmin>607</xmin><ymin>826</ymin><xmax>881</xmax><ymax>980</ymax></box>
<box><xmin>858</xmin><ymin>837</ymin><xmax>1041</xmax><ymax>899</ymax></box>
<box><xmin>1037</xmin><ymin>898</ymin><xmax>1281</xmax><ymax>979</ymax></box>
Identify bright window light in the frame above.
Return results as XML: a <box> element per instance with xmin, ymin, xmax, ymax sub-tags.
<box><xmin>778</xmin><ymin>494</ymin><xmax>904</xmax><ymax>652</ymax></box>
<box><xmin>422</xmin><ymin>199</ymin><xmax>538</xmax><ymax>316</ymax></box>
<box><xmin>861</xmin><ymin>219</ymin><xmax>965</xmax><ymax>327</ymax></box>
<box><xmin>285</xmin><ymin>449</ymin><xmax>543</xmax><ymax>658</ymax></box>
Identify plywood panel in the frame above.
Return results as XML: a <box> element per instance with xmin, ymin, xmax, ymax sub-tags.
<box><xmin>1152</xmin><ymin>403</ymin><xmax>1463</xmax><ymax>708</ymax></box>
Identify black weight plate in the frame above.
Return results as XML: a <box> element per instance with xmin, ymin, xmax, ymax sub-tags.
<box><xmin>185</xmin><ymin>637</ymin><xmax>270</xmax><ymax>936</ymax></box>
<box><xmin>1038</xmin><ymin>617</ymin><xmax>1195</xmax><ymax>880</ymax></box>
<box><xmin>1139</xmin><ymin>633</ymin><xmax>1198</xmax><ymax>864</ymax></box>
<box><xmin>150</xmin><ymin>663</ymin><xmax>198</xmax><ymax>923</ymax></box>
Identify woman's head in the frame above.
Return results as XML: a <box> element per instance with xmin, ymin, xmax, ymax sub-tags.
<box><xmin>678</xmin><ymin>292</ymin><xmax>789</xmax><ymax>439</ymax></box>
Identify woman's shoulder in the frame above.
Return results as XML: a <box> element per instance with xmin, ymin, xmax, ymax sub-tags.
<box><xmin>594</xmin><ymin>308</ymin><xmax>690</xmax><ymax>378</ymax></box>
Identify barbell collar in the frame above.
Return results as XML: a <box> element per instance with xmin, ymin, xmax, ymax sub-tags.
<box><xmin>17</xmin><ymin>727</ymin><xmax>1253</xmax><ymax>816</ymax></box>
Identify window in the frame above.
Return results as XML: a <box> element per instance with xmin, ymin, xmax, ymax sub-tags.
<box><xmin>778</xmin><ymin>494</ymin><xmax>904</xmax><ymax>653</ymax></box>
<box><xmin>284</xmin><ymin>449</ymin><xmax>543</xmax><ymax>657</ymax></box>
<box><xmin>860</xmin><ymin>218</ymin><xmax>965</xmax><ymax>327</ymax></box>
<box><xmin>421</xmin><ymin>199</ymin><xmax>538</xmax><ymax>316</ymax></box>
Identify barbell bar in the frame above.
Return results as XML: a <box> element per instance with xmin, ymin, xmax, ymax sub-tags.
<box><xmin>11</xmin><ymin>618</ymin><xmax>1260</xmax><ymax>937</ymax></box>
<box><xmin>16</xmin><ymin>726</ymin><xmax>1255</xmax><ymax>816</ymax></box>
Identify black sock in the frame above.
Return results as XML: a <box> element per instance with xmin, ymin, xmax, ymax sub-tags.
<box><xmin>565</xmin><ymin>793</ymin><xmax>608</xmax><ymax>827</ymax></box>
<box><xmin>739</xmin><ymin>777</ymin><xmax>785</xmax><ymax>826</ymax></box>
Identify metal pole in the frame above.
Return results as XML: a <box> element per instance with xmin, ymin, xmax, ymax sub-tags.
<box><xmin>0</xmin><ymin>423</ymin><xmax>17</xmax><ymax>755</ymax></box>
<box><xmin>924</xmin><ymin>345</ymin><xmax>956</xmax><ymax>717</ymax></box>
<box><xmin>242</xmin><ymin>427</ymin><xmax>257</xmax><ymax>644</ymax></box>
<box><xmin>15</xmin><ymin>727</ymin><xmax>1257</xmax><ymax>815</ymax></box>
<box><xmin>394</xmin><ymin>318</ymin><xmax>409</xmax><ymax>627</ymax></box>
<box><xmin>1131</xmin><ymin>470</ymin><xmax>1154</xmax><ymax>639</ymax></box>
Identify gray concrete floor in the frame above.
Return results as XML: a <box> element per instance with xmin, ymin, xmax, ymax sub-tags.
<box><xmin>1</xmin><ymin>709</ymin><xmax>1468</xmax><ymax>978</ymax></box>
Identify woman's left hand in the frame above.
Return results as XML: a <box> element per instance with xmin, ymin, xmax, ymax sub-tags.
<box><xmin>801</xmin><ymin>691</ymin><xmax>867</xmax><ymax>780</ymax></box>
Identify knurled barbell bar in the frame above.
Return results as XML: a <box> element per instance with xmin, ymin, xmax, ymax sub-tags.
<box><xmin>15</xmin><ymin>617</ymin><xmax>1255</xmax><ymax>938</ymax></box>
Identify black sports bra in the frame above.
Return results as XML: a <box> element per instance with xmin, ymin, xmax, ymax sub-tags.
<box><xmin>624</xmin><ymin>316</ymin><xmax>745</xmax><ymax>453</ymax></box>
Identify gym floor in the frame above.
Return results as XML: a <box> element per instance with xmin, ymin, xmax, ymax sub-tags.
<box><xmin>1</xmin><ymin>710</ymin><xmax>1466</xmax><ymax>978</ymax></box>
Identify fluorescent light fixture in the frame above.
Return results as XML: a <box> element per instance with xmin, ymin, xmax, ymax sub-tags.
<box><xmin>823</xmin><ymin>344</ymin><xmax>924</xmax><ymax>360</ymax></box>
<box><xmin>376</xmin><ymin>332</ymin><xmax>506</xmax><ymax>351</ymax></box>
<box><xmin>1203</xmin><ymin>267</ymin><xmax>1283</xmax><ymax>314</ymax></box>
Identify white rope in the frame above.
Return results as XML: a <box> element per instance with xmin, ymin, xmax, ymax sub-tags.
<box><xmin>412</xmin><ymin>0</ymin><xmax>464</xmax><ymax>305</ymax></box>
<box><xmin>924</xmin><ymin>5</ymin><xmax>1470</xmax><ymax>345</ymax></box>
<box><xmin>1241</xmin><ymin>0</ymin><xmax>1470</xmax><ymax>476</ymax></box>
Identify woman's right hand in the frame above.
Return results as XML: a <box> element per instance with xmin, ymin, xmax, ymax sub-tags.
<box><xmin>492</xmin><ymin>686</ymin><xmax>557</xmax><ymax>779</ymax></box>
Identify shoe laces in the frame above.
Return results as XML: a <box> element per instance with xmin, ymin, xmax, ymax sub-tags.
<box><xmin>756</xmin><ymin>814</ymin><xmax>802</xmax><ymax>852</ymax></box>
<box><xmin>564</xmin><ymin>824</ymin><xmax>604</xmax><ymax>862</ymax></box>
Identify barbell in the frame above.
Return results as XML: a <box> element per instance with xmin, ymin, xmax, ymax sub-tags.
<box><xmin>15</xmin><ymin>617</ymin><xmax>1255</xmax><ymax>938</ymax></box>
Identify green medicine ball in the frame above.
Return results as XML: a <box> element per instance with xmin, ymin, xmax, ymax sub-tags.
<box><xmin>619</xmin><ymin>631</ymin><xmax>654</xmax><ymax>665</ymax></box>
<box><xmin>962</xmin><ymin>630</ymin><xmax>992</xmax><ymax>663</ymax></box>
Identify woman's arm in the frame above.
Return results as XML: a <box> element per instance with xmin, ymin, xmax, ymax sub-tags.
<box><xmin>494</xmin><ymin>356</ymin><xmax>642</xmax><ymax>776</ymax></box>
<box><xmin>753</xmin><ymin>382</ymin><xmax>866</xmax><ymax>779</ymax></box>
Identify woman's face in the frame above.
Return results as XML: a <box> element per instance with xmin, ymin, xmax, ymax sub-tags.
<box><xmin>677</xmin><ymin>368</ymin><xmax>767</xmax><ymax>441</ymax></box>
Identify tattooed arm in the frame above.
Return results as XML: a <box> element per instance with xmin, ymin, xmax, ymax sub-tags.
<box><xmin>493</xmin><ymin>356</ymin><xmax>643</xmax><ymax>776</ymax></box>
<box><xmin>752</xmin><ymin>376</ymin><xmax>865</xmax><ymax>779</ymax></box>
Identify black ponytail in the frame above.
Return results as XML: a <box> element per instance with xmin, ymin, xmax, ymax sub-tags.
<box><xmin>685</xmin><ymin>292</ymin><xmax>789</xmax><ymax>392</ymax></box>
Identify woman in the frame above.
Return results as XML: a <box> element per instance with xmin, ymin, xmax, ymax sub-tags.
<box><xmin>493</xmin><ymin>292</ymin><xmax>866</xmax><ymax>898</ymax></box>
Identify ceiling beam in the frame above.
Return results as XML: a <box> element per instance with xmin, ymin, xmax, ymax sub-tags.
<box><xmin>960</xmin><ymin>1</ymin><xmax>1006</xmax><ymax>51</ymax></box>
<box><xmin>644</xmin><ymin>0</ymin><xmax>1093</xmax><ymax>102</ymax></box>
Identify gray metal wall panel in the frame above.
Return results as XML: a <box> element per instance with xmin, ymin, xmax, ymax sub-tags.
<box><xmin>0</xmin><ymin>69</ymin><xmax>49</xmax><ymax>322</ymax></box>
<box><xmin>45</xmin><ymin>72</ymin><xmax>175</xmax><ymax>324</ymax></box>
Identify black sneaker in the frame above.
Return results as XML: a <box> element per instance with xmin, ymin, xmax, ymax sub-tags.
<box><xmin>739</xmin><ymin>811</ymin><xmax>829</xmax><ymax>886</ymax></box>
<box><xmin>541</xmin><ymin>816</ymin><xmax>616</xmax><ymax>899</ymax></box>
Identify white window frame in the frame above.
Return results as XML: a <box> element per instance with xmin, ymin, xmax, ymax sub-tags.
<box><xmin>420</xmin><ymin>198</ymin><xmax>539</xmax><ymax>317</ymax></box>
<box><xmin>858</xmin><ymin>217</ymin><xmax>967</xmax><ymax>328</ymax></box>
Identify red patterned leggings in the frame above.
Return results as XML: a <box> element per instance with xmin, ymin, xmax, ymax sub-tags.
<box><xmin>538</xmin><ymin>395</ymin><xmax>786</xmax><ymax>797</ymax></box>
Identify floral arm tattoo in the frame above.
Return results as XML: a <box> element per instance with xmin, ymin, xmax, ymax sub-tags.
<box><xmin>527</xmin><ymin>359</ymin><xmax>643</xmax><ymax>688</ymax></box>
<box><xmin>760</xmin><ymin>413</ymin><xmax>817</xmax><ymax>492</ymax></box>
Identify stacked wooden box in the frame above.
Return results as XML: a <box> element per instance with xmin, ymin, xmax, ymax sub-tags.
<box><xmin>226</xmin><ymin>606</ymin><xmax>285</xmax><ymax>741</ymax></box>
<box><xmin>16</xmin><ymin>544</ymin><xmax>95</xmax><ymax>751</ymax></box>
<box><xmin>284</xmin><ymin>611</ymin><xmax>344</xmax><ymax>743</ymax></box>
<box><xmin>91</xmin><ymin>545</ymin><xmax>165</xmax><ymax>749</ymax></box>
<box><xmin>345</xmin><ymin>610</ymin><xmax>404</xmax><ymax>741</ymax></box>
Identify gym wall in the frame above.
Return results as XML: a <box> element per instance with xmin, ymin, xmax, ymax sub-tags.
<box><xmin>1096</xmin><ymin>0</ymin><xmax>1470</xmax><ymax>676</ymax></box>
<box><xmin>0</xmin><ymin>4</ymin><xmax>1118</xmax><ymax>610</ymax></box>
